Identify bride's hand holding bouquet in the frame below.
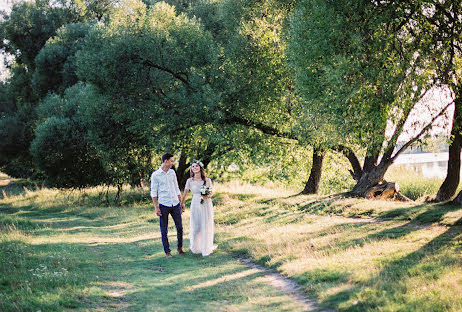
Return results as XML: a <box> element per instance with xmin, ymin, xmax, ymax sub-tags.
<box><xmin>200</xmin><ymin>184</ymin><xmax>212</xmax><ymax>204</ymax></box>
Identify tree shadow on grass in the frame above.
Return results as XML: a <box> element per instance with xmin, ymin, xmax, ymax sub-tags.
<box><xmin>1</xmin><ymin>202</ymin><xmax>309</xmax><ymax>311</ymax></box>
<box><xmin>321</xmin><ymin>217</ymin><xmax>462</xmax><ymax>311</ymax></box>
<box><xmin>308</xmin><ymin>202</ymin><xmax>462</xmax><ymax>257</ymax></box>
<box><xmin>0</xmin><ymin>179</ymin><xmax>43</xmax><ymax>199</ymax></box>
<box><xmin>377</xmin><ymin>201</ymin><xmax>460</xmax><ymax>223</ymax></box>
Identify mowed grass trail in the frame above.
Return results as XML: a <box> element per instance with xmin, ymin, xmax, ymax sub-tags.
<box><xmin>213</xmin><ymin>182</ymin><xmax>462</xmax><ymax>311</ymax></box>
<box><xmin>0</xmin><ymin>178</ymin><xmax>307</xmax><ymax>311</ymax></box>
<box><xmin>2</xmin><ymin>174</ymin><xmax>462</xmax><ymax>311</ymax></box>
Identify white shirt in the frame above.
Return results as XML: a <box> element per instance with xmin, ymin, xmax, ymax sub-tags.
<box><xmin>150</xmin><ymin>167</ymin><xmax>181</xmax><ymax>206</ymax></box>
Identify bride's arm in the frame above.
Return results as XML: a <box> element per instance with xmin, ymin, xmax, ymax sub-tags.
<box><xmin>206</xmin><ymin>178</ymin><xmax>213</xmax><ymax>198</ymax></box>
<box><xmin>181</xmin><ymin>178</ymin><xmax>191</xmax><ymax>207</ymax></box>
<box><xmin>181</xmin><ymin>188</ymin><xmax>189</xmax><ymax>205</ymax></box>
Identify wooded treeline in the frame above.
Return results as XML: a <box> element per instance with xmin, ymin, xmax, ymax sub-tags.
<box><xmin>0</xmin><ymin>0</ymin><xmax>461</xmax><ymax>202</ymax></box>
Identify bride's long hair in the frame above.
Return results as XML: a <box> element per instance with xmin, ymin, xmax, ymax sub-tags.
<box><xmin>190</xmin><ymin>161</ymin><xmax>207</xmax><ymax>184</ymax></box>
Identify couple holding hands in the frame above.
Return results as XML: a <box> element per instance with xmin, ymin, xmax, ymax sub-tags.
<box><xmin>150</xmin><ymin>153</ymin><xmax>216</xmax><ymax>259</ymax></box>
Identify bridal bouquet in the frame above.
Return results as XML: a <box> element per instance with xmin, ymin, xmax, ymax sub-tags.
<box><xmin>200</xmin><ymin>185</ymin><xmax>211</xmax><ymax>204</ymax></box>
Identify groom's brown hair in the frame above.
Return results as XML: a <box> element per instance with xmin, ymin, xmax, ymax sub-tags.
<box><xmin>161</xmin><ymin>153</ymin><xmax>174</xmax><ymax>163</ymax></box>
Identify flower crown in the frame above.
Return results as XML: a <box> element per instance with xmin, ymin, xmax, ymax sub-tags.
<box><xmin>191</xmin><ymin>160</ymin><xmax>204</xmax><ymax>168</ymax></box>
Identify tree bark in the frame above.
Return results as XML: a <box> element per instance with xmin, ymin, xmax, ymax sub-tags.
<box><xmin>365</xmin><ymin>182</ymin><xmax>398</xmax><ymax>199</ymax></box>
<box><xmin>115</xmin><ymin>183</ymin><xmax>123</xmax><ymax>203</ymax></box>
<box><xmin>351</xmin><ymin>161</ymin><xmax>392</xmax><ymax>196</ymax></box>
<box><xmin>301</xmin><ymin>148</ymin><xmax>325</xmax><ymax>194</ymax></box>
<box><xmin>335</xmin><ymin>145</ymin><xmax>363</xmax><ymax>180</ymax></box>
<box><xmin>453</xmin><ymin>190</ymin><xmax>462</xmax><ymax>205</ymax></box>
<box><xmin>176</xmin><ymin>152</ymin><xmax>189</xmax><ymax>190</ymax></box>
<box><xmin>435</xmin><ymin>92</ymin><xmax>462</xmax><ymax>202</ymax></box>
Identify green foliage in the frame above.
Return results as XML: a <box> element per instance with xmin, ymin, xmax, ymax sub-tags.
<box><xmin>74</xmin><ymin>0</ymin><xmax>220</xmax><ymax>185</ymax></box>
<box><xmin>0</xmin><ymin>0</ymin><xmax>79</xmax><ymax>70</ymax></box>
<box><xmin>30</xmin><ymin>83</ymin><xmax>107</xmax><ymax>188</ymax></box>
<box><xmin>218</xmin><ymin>0</ymin><xmax>295</xmax><ymax>131</ymax></box>
<box><xmin>0</xmin><ymin>72</ymin><xmax>37</xmax><ymax>178</ymax></box>
<box><xmin>0</xmin><ymin>82</ymin><xmax>15</xmax><ymax>116</ymax></box>
<box><xmin>32</xmin><ymin>22</ymin><xmax>92</xmax><ymax>98</ymax></box>
<box><xmin>0</xmin><ymin>0</ymin><xmax>84</xmax><ymax>179</ymax></box>
<box><xmin>287</xmin><ymin>0</ymin><xmax>432</xmax><ymax>153</ymax></box>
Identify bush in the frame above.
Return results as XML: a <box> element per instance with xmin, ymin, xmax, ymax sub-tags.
<box><xmin>30</xmin><ymin>84</ymin><xmax>107</xmax><ymax>188</ymax></box>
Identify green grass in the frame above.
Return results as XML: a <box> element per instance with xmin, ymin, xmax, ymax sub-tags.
<box><xmin>1</xmin><ymin>175</ymin><xmax>462</xmax><ymax>311</ymax></box>
<box><xmin>212</xmin><ymin>182</ymin><xmax>462</xmax><ymax>312</ymax></box>
<box><xmin>384</xmin><ymin>165</ymin><xmax>462</xmax><ymax>201</ymax></box>
<box><xmin>0</xmin><ymin>179</ymin><xmax>307</xmax><ymax>312</ymax></box>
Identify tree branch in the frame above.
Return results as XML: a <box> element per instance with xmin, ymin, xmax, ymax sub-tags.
<box><xmin>223</xmin><ymin>114</ymin><xmax>298</xmax><ymax>140</ymax></box>
<box><xmin>382</xmin><ymin>80</ymin><xmax>436</xmax><ymax>162</ymax></box>
<box><xmin>390</xmin><ymin>99</ymin><xmax>454</xmax><ymax>162</ymax></box>
<box><xmin>143</xmin><ymin>59</ymin><xmax>191</xmax><ymax>88</ymax></box>
<box><xmin>333</xmin><ymin>144</ymin><xmax>363</xmax><ymax>181</ymax></box>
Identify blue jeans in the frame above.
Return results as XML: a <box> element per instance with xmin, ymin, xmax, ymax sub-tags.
<box><xmin>159</xmin><ymin>203</ymin><xmax>183</xmax><ymax>253</ymax></box>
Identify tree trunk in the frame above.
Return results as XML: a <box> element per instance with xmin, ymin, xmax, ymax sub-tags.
<box><xmin>115</xmin><ymin>183</ymin><xmax>123</xmax><ymax>203</ymax></box>
<box><xmin>202</xmin><ymin>144</ymin><xmax>215</xmax><ymax>169</ymax></box>
<box><xmin>301</xmin><ymin>148</ymin><xmax>325</xmax><ymax>194</ymax></box>
<box><xmin>130</xmin><ymin>171</ymin><xmax>145</xmax><ymax>188</ymax></box>
<box><xmin>351</xmin><ymin>161</ymin><xmax>392</xmax><ymax>197</ymax></box>
<box><xmin>176</xmin><ymin>152</ymin><xmax>189</xmax><ymax>190</ymax></box>
<box><xmin>453</xmin><ymin>190</ymin><xmax>462</xmax><ymax>205</ymax></box>
<box><xmin>435</xmin><ymin>92</ymin><xmax>462</xmax><ymax>202</ymax></box>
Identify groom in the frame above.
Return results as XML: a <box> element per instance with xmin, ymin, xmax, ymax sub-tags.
<box><xmin>150</xmin><ymin>153</ymin><xmax>185</xmax><ymax>258</ymax></box>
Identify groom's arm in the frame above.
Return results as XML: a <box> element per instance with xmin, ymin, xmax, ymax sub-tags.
<box><xmin>172</xmin><ymin>171</ymin><xmax>185</xmax><ymax>212</ymax></box>
<box><xmin>152</xmin><ymin>197</ymin><xmax>161</xmax><ymax>216</ymax></box>
<box><xmin>150</xmin><ymin>173</ymin><xmax>161</xmax><ymax>216</ymax></box>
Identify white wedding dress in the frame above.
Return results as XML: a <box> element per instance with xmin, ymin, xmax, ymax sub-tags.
<box><xmin>185</xmin><ymin>177</ymin><xmax>217</xmax><ymax>256</ymax></box>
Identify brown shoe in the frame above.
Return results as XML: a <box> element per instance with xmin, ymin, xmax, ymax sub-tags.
<box><xmin>177</xmin><ymin>248</ymin><xmax>185</xmax><ymax>255</ymax></box>
<box><xmin>165</xmin><ymin>252</ymin><xmax>172</xmax><ymax>259</ymax></box>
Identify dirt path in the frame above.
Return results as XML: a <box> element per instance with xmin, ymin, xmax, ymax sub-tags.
<box><xmin>238</xmin><ymin>258</ymin><xmax>336</xmax><ymax>312</ymax></box>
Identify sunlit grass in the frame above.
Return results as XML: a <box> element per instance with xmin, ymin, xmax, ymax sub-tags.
<box><xmin>212</xmin><ymin>181</ymin><xmax>462</xmax><ymax>311</ymax></box>
<box><xmin>0</xmin><ymin>178</ymin><xmax>308</xmax><ymax>311</ymax></box>
<box><xmin>385</xmin><ymin>165</ymin><xmax>462</xmax><ymax>201</ymax></box>
<box><xmin>1</xmin><ymin>172</ymin><xmax>462</xmax><ymax>311</ymax></box>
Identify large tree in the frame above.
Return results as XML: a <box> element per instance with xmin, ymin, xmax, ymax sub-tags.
<box><xmin>287</xmin><ymin>0</ymin><xmax>452</xmax><ymax>198</ymax></box>
<box><xmin>0</xmin><ymin>0</ymin><xmax>111</xmax><ymax>178</ymax></box>
<box><xmin>0</xmin><ymin>0</ymin><xmax>78</xmax><ymax>177</ymax></box>
<box><xmin>75</xmin><ymin>0</ymin><xmax>220</xmax><ymax>188</ymax></box>
<box><xmin>30</xmin><ymin>83</ymin><xmax>108</xmax><ymax>188</ymax></box>
<box><xmin>414</xmin><ymin>0</ymin><xmax>462</xmax><ymax>202</ymax></box>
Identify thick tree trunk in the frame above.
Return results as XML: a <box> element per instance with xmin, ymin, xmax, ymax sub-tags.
<box><xmin>176</xmin><ymin>152</ymin><xmax>189</xmax><ymax>190</ymax></box>
<box><xmin>435</xmin><ymin>93</ymin><xmax>462</xmax><ymax>202</ymax></box>
<box><xmin>453</xmin><ymin>190</ymin><xmax>462</xmax><ymax>205</ymax></box>
<box><xmin>301</xmin><ymin>148</ymin><xmax>325</xmax><ymax>194</ymax></box>
<box><xmin>351</xmin><ymin>161</ymin><xmax>392</xmax><ymax>197</ymax></box>
<box><xmin>363</xmin><ymin>155</ymin><xmax>377</xmax><ymax>173</ymax></box>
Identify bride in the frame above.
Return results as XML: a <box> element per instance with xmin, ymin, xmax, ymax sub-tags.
<box><xmin>181</xmin><ymin>160</ymin><xmax>217</xmax><ymax>256</ymax></box>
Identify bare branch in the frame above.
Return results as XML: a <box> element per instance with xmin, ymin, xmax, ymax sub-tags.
<box><xmin>223</xmin><ymin>114</ymin><xmax>298</xmax><ymax>140</ymax></box>
<box><xmin>390</xmin><ymin>99</ymin><xmax>454</xmax><ymax>162</ymax></box>
<box><xmin>382</xmin><ymin>81</ymin><xmax>436</xmax><ymax>162</ymax></box>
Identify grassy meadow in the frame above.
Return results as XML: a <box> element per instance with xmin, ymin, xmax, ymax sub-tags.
<box><xmin>1</xmin><ymin>173</ymin><xmax>462</xmax><ymax>311</ymax></box>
